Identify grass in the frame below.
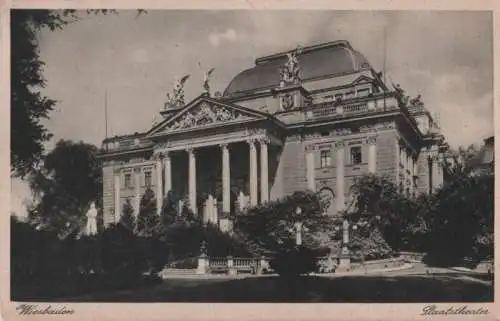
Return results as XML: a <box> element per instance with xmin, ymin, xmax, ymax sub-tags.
<box><xmin>45</xmin><ymin>273</ymin><xmax>492</xmax><ymax>303</ymax></box>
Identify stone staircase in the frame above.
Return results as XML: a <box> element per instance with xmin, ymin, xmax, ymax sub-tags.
<box><xmin>159</xmin><ymin>268</ymin><xmax>197</xmax><ymax>278</ymax></box>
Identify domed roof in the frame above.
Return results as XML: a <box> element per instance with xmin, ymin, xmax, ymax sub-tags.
<box><xmin>223</xmin><ymin>40</ymin><xmax>371</xmax><ymax>97</ymax></box>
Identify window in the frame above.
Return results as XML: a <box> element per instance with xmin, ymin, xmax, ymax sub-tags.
<box><xmin>320</xmin><ymin>150</ymin><xmax>332</xmax><ymax>168</ymax></box>
<box><xmin>124</xmin><ymin>173</ymin><xmax>132</xmax><ymax>188</ymax></box>
<box><xmin>344</xmin><ymin>91</ymin><xmax>355</xmax><ymax>99</ymax></box>
<box><xmin>357</xmin><ymin>88</ymin><xmax>370</xmax><ymax>97</ymax></box>
<box><xmin>350</xmin><ymin>146</ymin><xmax>362</xmax><ymax>164</ymax></box>
<box><xmin>334</xmin><ymin>94</ymin><xmax>343</xmax><ymax>101</ymax></box>
<box><xmin>144</xmin><ymin>171</ymin><xmax>152</xmax><ymax>187</ymax></box>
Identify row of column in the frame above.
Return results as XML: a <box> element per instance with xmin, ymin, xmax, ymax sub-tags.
<box><xmin>155</xmin><ymin>138</ymin><xmax>270</xmax><ymax>216</ymax></box>
<box><xmin>306</xmin><ymin>137</ymin><xmax>377</xmax><ymax>212</ymax></box>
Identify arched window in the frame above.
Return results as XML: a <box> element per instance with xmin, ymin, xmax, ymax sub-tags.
<box><xmin>319</xmin><ymin>188</ymin><xmax>336</xmax><ymax>216</ymax></box>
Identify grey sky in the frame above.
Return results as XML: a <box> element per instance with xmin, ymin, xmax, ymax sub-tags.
<box><xmin>11</xmin><ymin>10</ymin><xmax>493</xmax><ymax>215</ymax></box>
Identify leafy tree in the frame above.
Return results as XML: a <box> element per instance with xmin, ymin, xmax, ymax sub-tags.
<box><xmin>425</xmin><ymin>173</ymin><xmax>493</xmax><ymax>266</ymax></box>
<box><xmin>27</xmin><ymin>139</ymin><xmax>100</xmax><ymax>238</ymax></box>
<box><xmin>234</xmin><ymin>191</ymin><xmax>330</xmax><ymax>257</ymax></box>
<box><xmin>11</xmin><ymin>9</ymin><xmax>146</xmax><ymax>178</ymax></box>
<box><xmin>135</xmin><ymin>188</ymin><xmax>159</xmax><ymax>237</ymax></box>
<box><xmin>119</xmin><ymin>198</ymin><xmax>135</xmax><ymax>232</ymax></box>
<box><xmin>442</xmin><ymin>144</ymin><xmax>483</xmax><ymax>179</ymax></box>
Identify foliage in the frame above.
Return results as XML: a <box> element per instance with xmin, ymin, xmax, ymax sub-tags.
<box><xmin>269</xmin><ymin>246</ymin><xmax>319</xmax><ymax>277</ymax></box>
<box><xmin>442</xmin><ymin>144</ymin><xmax>483</xmax><ymax>179</ymax></box>
<box><xmin>136</xmin><ymin>188</ymin><xmax>159</xmax><ymax>237</ymax></box>
<box><xmin>424</xmin><ymin>173</ymin><xmax>494</xmax><ymax>266</ymax></box>
<box><xmin>119</xmin><ymin>198</ymin><xmax>136</xmax><ymax>232</ymax></box>
<box><xmin>346</xmin><ymin>174</ymin><xmax>428</xmax><ymax>252</ymax></box>
<box><xmin>234</xmin><ymin>191</ymin><xmax>331</xmax><ymax>256</ymax></box>
<box><xmin>11</xmin><ymin>9</ymin><xmax>146</xmax><ymax>178</ymax></box>
<box><xmin>349</xmin><ymin>225</ymin><xmax>393</xmax><ymax>261</ymax></box>
<box><xmin>27</xmin><ymin>139</ymin><xmax>101</xmax><ymax>238</ymax></box>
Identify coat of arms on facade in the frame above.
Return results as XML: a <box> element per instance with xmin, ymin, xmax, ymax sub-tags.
<box><xmin>280</xmin><ymin>94</ymin><xmax>294</xmax><ymax>110</ymax></box>
<box><xmin>279</xmin><ymin>47</ymin><xmax>302</xmax><ymax>87</ymax></box>
<box><xmin>165</xmin><ymin>75</ymin><xmax>190</xmax><ymax>109</ymax></box>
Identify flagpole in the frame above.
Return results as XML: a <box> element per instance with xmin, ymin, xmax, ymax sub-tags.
<box><xmin>383</xmin><ymin>24</ymin><xmax>387</xmax><ymax>111</ymax></box>
<box><xmin>104</xmin><ymin>89</ymin><xmax>109</xmax><ymax>152</ymax></box>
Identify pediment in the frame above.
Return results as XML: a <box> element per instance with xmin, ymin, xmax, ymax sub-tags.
<box><xmin>351</xmin><ymin>75</ymin><xmax>373</xmax><ymax>85</ymax></box>
<box><xmin>147</xmin><ymin>97</ymin><xmax>268</xmax><ymax>137</ymax></box>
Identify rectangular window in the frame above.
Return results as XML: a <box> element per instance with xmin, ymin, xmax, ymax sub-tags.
<box><xmin>320</xmin><ymin>150</ymin><xmax>332</xmax><ymax>168</ymax></box>
<box><xmin>124</xmin><ymin>173</ymin><xmax>132</xmax><ymax>189</ymax></box>
<box><xmin>344</xmin><ymin>91</ymin><xmax>355</xmax><ymax>99</ymax></box>
<box><xmin>357</xmin><ymin>88</ymin><xmax>370</xmax><ymax>97</ymax></box>
<box><xmin>144</xmin><ymin>171</ymin><xmax>152</xmax><ymax>187</ymax></box>
<box><xmin>350</xmin><ymin>146</ymin><xmax>362</xmax><ymax>164</ymax></box>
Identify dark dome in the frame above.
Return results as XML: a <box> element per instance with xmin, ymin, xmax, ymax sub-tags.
<box><xmin>223</xmin><ymin>40</ymin><xmax>371</xmax><ymax>97</ymax></box>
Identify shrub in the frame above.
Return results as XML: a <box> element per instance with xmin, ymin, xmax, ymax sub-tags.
<box><xmin>269</xmin><ymin>246</ymin><xmax>318</xmax><ymax>277</ymax></box>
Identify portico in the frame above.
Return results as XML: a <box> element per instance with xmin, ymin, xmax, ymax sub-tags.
<box><xmin>147</xmin><ymin>95</ymin><xmax>284</xmax><ymax>226</ymax></box>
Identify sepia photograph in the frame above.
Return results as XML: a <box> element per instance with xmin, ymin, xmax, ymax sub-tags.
<box><xmin>8</xmin><ymin>7</ymin><xmax>494</xmax><ymax>309</ymax></box>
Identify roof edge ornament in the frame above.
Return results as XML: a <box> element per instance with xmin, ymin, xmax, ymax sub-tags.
<box><xmin>164</xmin><ymin>74</ymin><xmax>190</xmax><ymax>109</ymax></box>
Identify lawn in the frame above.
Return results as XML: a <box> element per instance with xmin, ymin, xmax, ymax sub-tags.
<box><xmin>50</xmin><ymin>274</ymin><xmax>492</xmax><ymax>303</ymax></box>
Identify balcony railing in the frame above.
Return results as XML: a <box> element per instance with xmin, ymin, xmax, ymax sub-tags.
<box><xmin>306</xmin><ymin>96</ymin><xmax>399</xmax><ymax>121</ymax></box>
<box><xmin>102</xmin><ymin>136</ymin><xmax>153</xmax><ymax>152</ymax></box>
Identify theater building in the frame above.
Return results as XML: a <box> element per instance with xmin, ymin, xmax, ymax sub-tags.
<box><xmin>98</xmin><ymin>40</ymin><xmax>448</xmax><ymax>230</ymax></box>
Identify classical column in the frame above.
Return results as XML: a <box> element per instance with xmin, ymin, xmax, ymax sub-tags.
<box><xmin>306</xmin><ymin>145</ymin><xmax>316</xmax><ymax>192</ymax></box>
<box><xmin>163</xmin><ymin>152</ymin><xmax>172</xmax><ymax>197</ymax></box>
<box><xmin>259</xmin><ymin>139</ymin><xmax>269</xmax><ymax>203</ymax></box>
<box><xmin>335</xmin><ymin>141</ymin><xmax>345</xmax><ymax>212</ymax></box>
<box><xmin>221</xmin><ymin>143</ymin><xmax>231</xmax><ymax>213</ymax></box>
<box><xmin>134</xmin><ymin>167</ymin><xmax>141</xmax><ymax>215</ymax></box>
<box><xmin>156</xmin><ymin>156</ymin><xmax>163</xmax><ymax>215</ymax></box>
<box><xmin>188</xmin><ymin>148</ymin><xmax>197</xmax><ymax>214</ymax></box>
<box><xmin>248</xmin><ymin>139</ymin><xmax>258</xmax><ymax>206</ymax></box>
<box><xmin>367</xmin><ymin>136</ymin><xmax>377</xmax><ymax>173</ymax></box>
<box><xmin>114</xmin><ymin>169</ymin><xmax>121</xmax><ymax>223</ymax></box>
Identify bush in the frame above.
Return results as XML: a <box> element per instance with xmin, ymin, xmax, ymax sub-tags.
<box><xmin>269</xmin><ymin>246</ymin><xmax>318</xmax><ymax>277</ymax></box>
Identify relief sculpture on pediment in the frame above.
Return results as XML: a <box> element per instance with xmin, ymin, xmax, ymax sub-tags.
<box><xmin>164</xmin><ymin>102</ymin><xmax>249</xmax><ymax>132</ymax></box>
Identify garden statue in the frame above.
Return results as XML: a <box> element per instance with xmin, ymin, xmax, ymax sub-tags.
<box><xmin>85</xmin><ymin>202</ymin><xmax>98</xmax><ymax>236</ymax></box>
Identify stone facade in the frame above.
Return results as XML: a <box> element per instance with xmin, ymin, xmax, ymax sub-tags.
<box><xmin>97</xmin><ymin>40</ymin><xmax>448</xmax><ymax>230</ymax></box>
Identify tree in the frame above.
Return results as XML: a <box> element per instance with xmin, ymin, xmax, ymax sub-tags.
<box><xmin>135</xmin><ymin>188</ymin><xmax>159</xmax><ymax>237</ymax></box>
<box><xmin>234</xmin><ymin>191</ymin><xmax>330</xmax><ymax>257</ymax></box>
<box><xmin>442</xmin><ymin>144</ymin><xmax>482</xmax><ymax>179</ymax></box>
<box><xmin>425</xmin><ymin>173</ymin><xmax>493</xmax><ymax>266</ymax></box>
<box><xmin>119</xmin><ymin>198</ymin><xmax>135</xmax><ymax>232</ymax></box>
<box><xmin>27</xmin><ymin>139</ymin><xmax>100</xmax><ymax>238</ymax></box>
<box><xmin>11</xmin><ymin>9</ymin><xmax>146</xmax><ymax>178</ymax></box>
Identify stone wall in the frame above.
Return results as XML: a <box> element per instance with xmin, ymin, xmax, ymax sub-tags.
<box><xmin>278</xmin><ymin>136</ymin><xmax>308</xmax><ymax>196</ymax></box>
<box><xmin>102</xmin><ymin>164</ymin><xmax>116</xmax><ymax>226</ymax></box>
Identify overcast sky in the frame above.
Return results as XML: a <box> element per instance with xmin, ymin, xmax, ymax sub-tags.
<box><xmin>11</xmin><ymin>10</ymin><xmax>493</xmax><ymax>215</ymax></box>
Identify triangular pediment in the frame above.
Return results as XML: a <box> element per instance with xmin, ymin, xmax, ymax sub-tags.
<box><xmin>147</xmin><ymin>96</ymin><xmax>269</xmax><ymax>137</ymax></box>
<box><xmin>351</xmin><ymin>75</ymin><xmax>373</xmax><ymax>85</ymax></box>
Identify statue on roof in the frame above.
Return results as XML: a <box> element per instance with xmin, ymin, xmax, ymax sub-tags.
<box><xmin>202</xmin><ymin>68</ymin><xmax>215</xmax><ymax>96</ymax></box>
<box><xmin>280</xmin><ymin>47</ymin><xmax>302</xmax><ymax>86</ymax></box>
<box><xmin>392</xmin><ymin>82</ymin><xmax>410</xmax><ymax>106</ymax></box>
<box><xmin>165</xmin><ymin>74</ymin><xmax>190</xmax><ymax>109</ymax></box>
<box><xmin>409</xmin><ymin>94</ymin><xmax>424</xmax><ymax>107</ymax></box>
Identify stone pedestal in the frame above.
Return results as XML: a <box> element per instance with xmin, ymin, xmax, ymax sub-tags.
<box><xmin>196</xmin><ymin>254</ymin><xmax>208</xmax><ymax>274</ymax></box>
<box><xmin>337</xmin><ymin>245</ymin><xmax>351</xmax><ymax>272</ymax></box>
<box><xmin>227</xmin><ymin>256</ymin><xmax>237</xmax><ymax>276</ymax></box>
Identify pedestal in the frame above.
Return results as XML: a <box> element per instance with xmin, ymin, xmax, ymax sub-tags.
<box><xmin>196</xmin><ymin>254</ymin><xmax>208</xmax><ymax>274</ymax></box>
<box><xmin>227</xmin><ymin>256</ymin><xmax>237</xmax><ymax>276</ymax></box>
<box><xmin>337</xmin><ymin>246</ymin><xmax>351</xmax><ymax>272</ymax></box>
